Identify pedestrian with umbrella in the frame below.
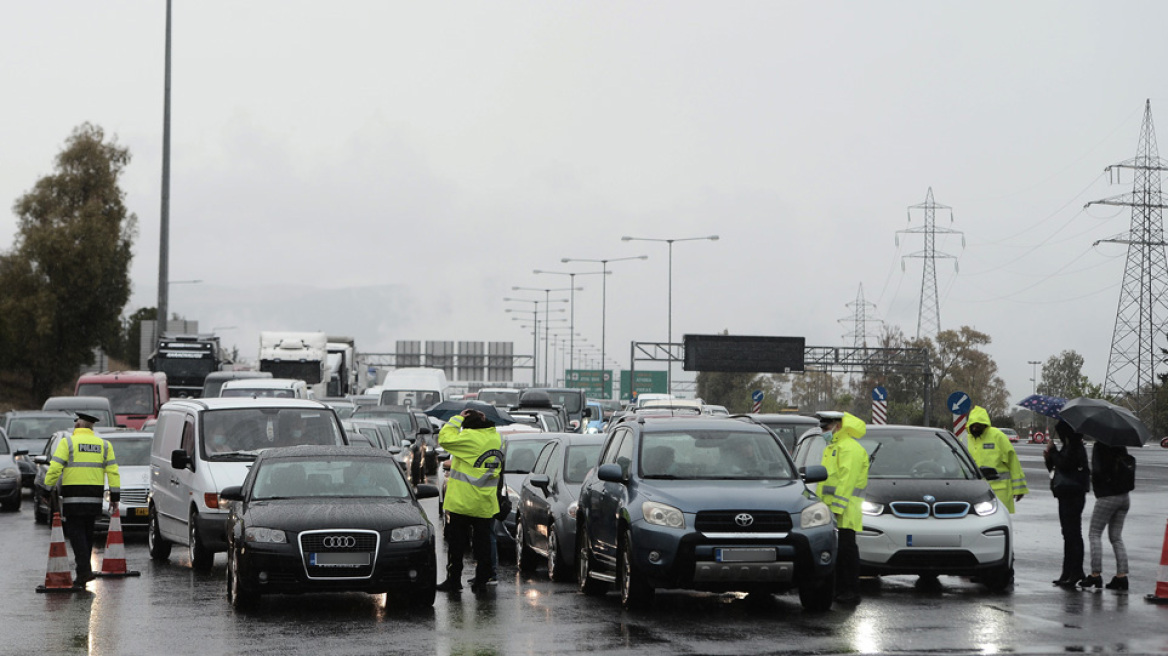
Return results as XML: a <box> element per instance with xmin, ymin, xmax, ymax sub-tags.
<box><xmin>1056</xmin><ymin>398</ymin><xmax>1144</xmax><ymax>591</ymax></box>
<box><xmin>1044</xmin><ymin>420</ymin><xmax>1090</xmax><ymax>587</ymax></box>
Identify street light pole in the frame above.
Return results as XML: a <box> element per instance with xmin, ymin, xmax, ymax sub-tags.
<box><xmin>533</xmin><ymin>269</ymin><xmax>609</xmax><ymax>374</ymax></box>
<box><xmin>513</xmin><ymin>286</ymin><xmax>577</xmax><ymax>388</ymax></box>
<box><xmin>561</xmin><ymin>255</ymin><xmax>648</xmax><ymax>399</ymax></box>
<box><xmin>621</xmin><ymin>235</ymin><xmax>719</xmax><ymax>394</ymax></box>
<box><xmin>1028</xmin><ymin>360</ymin><xmax>1042</xmax><ymax>395</ymax></box>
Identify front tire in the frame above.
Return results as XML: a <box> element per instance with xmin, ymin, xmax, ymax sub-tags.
<box><xmin>227</xmin><ymin>548</ymin><xmax>257</xmax><ymax>609</ymax></box>
<box><xmin>189</xmin><ymin>510</ymin><xmax>215</xmax><ymax>572</ymax></box>
<box><xmin>548</xmin><ymin>527</ymin><xmax>570</xmax><ymax>582</ymax></box>
<box><xmin>618</xmin><ymin>528</ymin><xmax>653</xmax><ymax>609</ymax></box>
<box><xmin>148</xmin><ymin>504</ymin><xmax>172</xmax><ymax>561</ymax></box>
<box><xmin>981</xmin><ymin>564</ymin><xmax>1014</xmax><ymax>592</ymax></box>
<box><xmin>798</xmin><ymin>573</ymin><xmax>835</xmax><ymax>612</ymax></box>
<box><xmin>577</xmin><ymin>525</ymin><xmax>607</xmax><ymax>596</ymax></box>
<box><xmin>0</xmin><ymin>491</ymin><xmax>20</xmax><ymax>512</ymax></box>
<box><xmin>516</xmin><ymin>517</ymin><xmax>539</xmax><ymax>572</ymax></box>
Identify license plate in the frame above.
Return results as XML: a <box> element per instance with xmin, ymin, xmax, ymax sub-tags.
<box><xmin>715</xmin><ymin>548</ymin><xmax>777</xmax><ymax>563</ymax></box>
<box><xmin>133</xmin><ymin>507</ymin><xmax>149</xmax><ymax>517</ymax></box>
<box><xmin>309</xmin><ymin>552</ymin><xmax>371</xmax><ymax>567</ymax></box>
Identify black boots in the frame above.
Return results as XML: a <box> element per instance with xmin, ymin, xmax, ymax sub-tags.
<box><xmin>1105</xmin><ymin>576</ymin><xmax>1129</xmax><ymax>590</ymax></box>
<box><xmin>1078</xmin><ymin>574</ymin><xmax>1103</xmax><ymax>588</ymax></box>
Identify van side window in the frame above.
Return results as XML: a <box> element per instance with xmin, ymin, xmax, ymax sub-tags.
<box><xmin>153</xmin><ymin>410</ymin><xmax>180</xmax><ymax>456</ymax></box>
<box><xmin>180</xmin><ymin>417</ymin><xmax>196</xmax><ymax>470</ymax></box>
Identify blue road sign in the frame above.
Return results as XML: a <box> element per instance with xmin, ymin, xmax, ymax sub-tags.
<box><xmin>947</xmin><ymin>391</ymin><xmax>971</xmax><ymax>415</ymax></box>
<box><xmin>872</xmin><ymin>386</ymin><xmax>887</xmax><ymax>401</ymax></box>
<box><xmin>751</xmin><ymin>390</ymin><xmax>764</xmax><ymax>403</ymax></box>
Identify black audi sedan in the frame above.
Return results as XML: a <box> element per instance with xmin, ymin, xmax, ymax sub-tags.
<box><xmin>575</xmin><ymin>416</ymin><xmax>836</xmax><ymax>611</ymax></box>
<box><xmin>219</xmin><ymin>445</ymin><xmax>439</xmax><ymax>609</ymax></box>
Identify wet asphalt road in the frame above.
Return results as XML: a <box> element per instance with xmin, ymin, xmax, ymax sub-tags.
<box><xmin>2</xmin><ymin>443</ymin><xmax>1168</xmax><ymax>655</ymax></box>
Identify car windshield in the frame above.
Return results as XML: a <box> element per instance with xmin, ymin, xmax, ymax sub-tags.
<box><xmin>564</xmin><ymin>444</ymin><xmax>601</xmax><ymax>483</ymax></box>
<box><xmin>505</xmin><ymin>438</ymin><xmax>554</xmax><ymax>474</ymax></box>
<box><xmin>251</xmin><ymin>457</ymin><xmax>410</xmax><ymax>499</ymax></box>
<box><xmin>76</xmin><ymin>383</ymin><xmax>155</xmax><ymax>416</ymax></box>
<box><xmin>380</xmin><ymin>390</ymin><xmax>441</xmax><ymax>407</ymax></box>
<box><xmin>108</xmin><ymin>438</ymin><xmax>152</xmax><ymax>466</ymax></box>
<box><xmin>202</xmin><ymin>408</ymin><xmax>343</xmax><ymax>458</ymax></box>
<box><xmin>865</xmin><ymin>431</ymin><xmax>977</xmax><ymax>480</ymax></box>
<box><xmin>640</xmin><ymin>429</ymin><xmax>795</xmax><ymax>480</ymax></box>
<box><xmin>545</xmin><ymin>392</ymin><xmax>583</xmax><ymax>413</ymax></box>
<box><xmin>7</xmin><ymin>416</ymin><xmax>75</xmax><ymax>439</ymax></box>
<box><xmin>478</xmin><ymin>390</ymin><xmax>520</xmax><ymax>407</ymax></box>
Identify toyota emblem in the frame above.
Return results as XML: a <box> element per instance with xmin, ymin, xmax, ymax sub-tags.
<box><xmin>734</xmin><ymin>513</ymin><xmax>754</xmax><ymax>527</ymax></box>
<box><xmin>322</xmin><ymin>535</ymin><xmax>356</xmax><ymax>549</ymax></box>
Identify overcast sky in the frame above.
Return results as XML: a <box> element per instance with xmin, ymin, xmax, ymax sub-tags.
<box><xmin>3</xmin><ymin>1</ymin><xmax>1167</xmax><ymax>400</ymax></box>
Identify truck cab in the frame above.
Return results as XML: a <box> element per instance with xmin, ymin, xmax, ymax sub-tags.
<box><xmin>75</xmin><ymin>371</ymin><xmax>169</xmax><ymax>429</ymax></box>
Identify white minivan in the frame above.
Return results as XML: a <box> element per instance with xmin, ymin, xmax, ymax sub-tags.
<box><xmin>375</xmin><ymin>368</ymin><xmax>451</xmax><ymax>408</ymax></box>
<box><xmin>219</xmin><ymin>377</ymin><xmax>309</xmax><ymax>399</ymax></box>
<box><xmin>147</xmin><ymin>397</ymin><xmax>347</xmax><ymax>570</ymax></box>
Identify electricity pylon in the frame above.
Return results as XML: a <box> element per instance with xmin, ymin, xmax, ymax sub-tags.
<box><xmin>1086</xmin><ymin>99</ymin><xmax>1168</xmax><ymax>429</ymax></box>
<box><xmin>897</xmin><ymin>188</ymin><xmax>963</xmax><ymax>339</ymax></box>
<box><xmin>840</xmin><ymin>283</ymin><xmax>883</xmax><ymax>352</ymax></box>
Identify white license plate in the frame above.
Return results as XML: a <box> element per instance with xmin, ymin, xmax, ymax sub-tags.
<box><xmin>309</xmin><ymin>552</ymin><xmax>371</xmax><ymax>567</ymax></box>
<box><xmin>715</xmin><ymin>548</ymin><xmax>777</xmax><ymax>563</ymax></box>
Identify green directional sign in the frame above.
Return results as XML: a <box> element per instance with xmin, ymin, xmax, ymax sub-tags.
<box><xmin>566</xmin><ymin>369</ymin><xmax>612</xmax><ymax>398</ymax></box>
<box><xmin>620</xmin><ymin>370</ymin><xmax>668</xmax><ymax>400</ymax></box>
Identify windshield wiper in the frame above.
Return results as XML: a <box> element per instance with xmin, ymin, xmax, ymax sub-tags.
<box><xmin>211</xmin><ymin>450</ymin><xmax>262</xmax><ymax>459</ymax></box>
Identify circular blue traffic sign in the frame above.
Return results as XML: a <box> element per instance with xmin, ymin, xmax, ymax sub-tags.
<box><xmin>751</xmin><ymin>390</ymin><xmax>764</xmax><ymax>403</ymax></box>
<box><xmin>871</xmin><ymin>386</ymin><xmax>887</xmax><ymax>401</ymax></box>
<box><xmin>947</xmin><ymin>391</ymin><xmax>971</xmax><ymax>415</ymax></box>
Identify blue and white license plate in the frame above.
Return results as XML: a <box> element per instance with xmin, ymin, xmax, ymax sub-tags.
<box><xmin>309</xmin><ymin>552</ymin><xmax>371</xmax><ymax>567</ymax></box>
<box><xmin>715</xmin><ymin>548</ymin><xmax>776</xmax><ymax>563</ymax></box>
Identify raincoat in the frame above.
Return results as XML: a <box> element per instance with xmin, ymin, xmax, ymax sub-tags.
<box><xmin>965</xmin><ymin>406</ymin><xmax>1028</xmax><ymax>513</ymax></box>
<box><xmin>438</xmin><ymin>415</ymin><xmax>502</xmax><ymax>519</ymax></box>
<box><xmin>817</xmin><ymin>412</ymin><xmax>869</xmax><ymax>531</ymax></box>
<box><xmin>44</xmin><ymin>428</ymin><xmax>120</xmax><ymax>512</ymax></box>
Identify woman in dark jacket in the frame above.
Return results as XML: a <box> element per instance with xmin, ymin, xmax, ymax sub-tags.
<box><xmin>1080</xmin><ymin>441</ymin><xmax>1134</xmax><ymax>590</ymax></box>
<box><xmin>1043</xmin><ymin>420</ymin><xmax>1090</xmax><ymax>587</ymax></box>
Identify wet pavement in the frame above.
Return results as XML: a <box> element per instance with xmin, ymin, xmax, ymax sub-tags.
<box><xmin>2</xmin><ymin>443</ymin><xmax>1168</xmax><ymax>655</ymax></box>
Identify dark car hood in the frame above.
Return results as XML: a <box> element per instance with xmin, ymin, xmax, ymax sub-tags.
<box><xmin>865</xmin><ymin>478</ymin><xmax>994</xmax><ymax>505</ymax></box>
<box><xmin>638</xmin><ymin>479</ymin><xmax>815</xmax><ymax>512</ymax></box>
<box><xmin>242</xmin><ymin>498</ymin><xmax>428</xmax><ymax>533</ymax></box>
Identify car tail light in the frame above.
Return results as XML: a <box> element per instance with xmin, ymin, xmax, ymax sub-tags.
<box><xmin>205</xmin><ymin>493</ymin><xmax>227</xmax><ymax>509</ymax></box>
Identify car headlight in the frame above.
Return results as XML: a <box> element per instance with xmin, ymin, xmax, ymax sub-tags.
<box><xmin>244</xmin><ymin>527</ymin><xmax>288</xmax><ymax>544</ymax></box>
<box><xmin>861</xmin><ymin>501</ymin><xmax>885</xmax><ymax>516</ymax></box>
<box><xmin>567</xmin><ymin>500</ymin><xmax>579</xmax><ymax>520</ymax></box>
<box><xmin>974</xmin><ymin>499</ymin><xmax>997</xmax><ymax>516</ymax></box>
<box><xmin>642</xmin><ymin>501</ymin><xmax>685</xmax><ymax>529</ymax></box>
<box><xmin>391</xmin><ymin>525</ymin><xmax>428</xmax><ymax>542</ymax></box>
<box><xmin>801</xmin><ymin>501</ymin><xmax>833</xmax><ymax>528</ymax></box>
<box><xmin>0</xmin><ymin>467</ymin><xmax>18</xmax><ymax>480</ymax></box>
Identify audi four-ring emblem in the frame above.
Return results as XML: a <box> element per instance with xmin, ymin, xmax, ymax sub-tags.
<box><xmin>734</xmin><ymin>513</ymin><xmax>754</xmax><ymax>527</ymax></box>
<box><xmin>322</xmin><ymin>536</ymin><xmax>356</xmax><ymax>548</ymax></box>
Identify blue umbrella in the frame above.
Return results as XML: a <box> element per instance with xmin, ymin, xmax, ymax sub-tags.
<box><xmin>1018</xmin><ymin>394</ymin><xmax>1066</xmax><ymax>419</ymax></box>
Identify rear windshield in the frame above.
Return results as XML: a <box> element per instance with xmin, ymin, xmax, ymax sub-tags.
<box><xmin>478</xmin><ymin>390</ymin><xmax>520</xmax><ymax>407</ymax></box>
<box><xmin>379</xmin><ymin>390</ymin><xmax>441</xmax><ymax>407</ymax></box>
<box><xmin>76</xmin><ymin>383</ymin><xmax>155</xmax><ymax>416</ymax></box>
<box><xmin>108</xmin><ymin>438</ymin><xmax>152</xmax><ymax>466</ymax></box>
<box><xmin>544</xmin><ymin>391</ymin><xmax>583</xmax><ymax>414</ymax></box>
<box><xmin>202</xmin><ymin>408</ymin><xmax>344</xmax><ymax>459</ymax></box>
<box><xmin>640</xmin><ymin>429</ymin><xmax>795</xmax><ymax>480</ymax></box>
<box><xmin>505</xmin><ymin>438</ymin><xmax>554</xmax><ymax>474</ymax></box>
<box><xmin>222</xmin><ymin>388</ymin><xmax>298</xmax><ymax>398</ymax></box>
<box><xmin>7</xmin><ymin>416</ymin><xmax>75</xmax><ymax>439</ymax></box>
<box><xmin>252</xmin><ymin>457</ymin><xmax>409</xmax><ymax>499</ymax></box>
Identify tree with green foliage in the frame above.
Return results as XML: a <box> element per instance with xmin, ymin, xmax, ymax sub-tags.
<box><xmin>107</xmin><ymin>307</ymin><xmax>157</xmax><ymax>369</ymax></box>
<box><xmin>1038</xmin><ymin>350</ymin><xmax>1099</xmax><ymax>399</ymax></box>
<box><xmin>0</xmin><ymin>124</ymin><xmax>136</xmax><ymax>401</ymax></box>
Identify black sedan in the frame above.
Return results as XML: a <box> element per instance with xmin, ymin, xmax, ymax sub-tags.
<box><xmin>516</xmin><ymin>433</ymin><xmax>605</xmax><ymax>581</ymax></box>
<box><xmin>219</xmin><ymin>445</ymin><xmax>439</xmax><ymax>609</ymax></box>
<box><xmin>31</xmin><ymin>431</ymin><xmax>71</xmax><ymax>523</ymax></box>
<box><xmin>2</xmin><ymin>410</ymin><xmax>75</xmax><ymax>487</ymax></box>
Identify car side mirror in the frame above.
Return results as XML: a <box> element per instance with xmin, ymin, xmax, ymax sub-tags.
<box><xmin>170</xmin><ymin>449</ymin><xmax>190</xmax><ymax>470</ymax></box>
<box><xmin>219</xmin><ymin>486</ymin><xmax>244</xmax><ymax>502</ymax></box>
<box><xmin>582</xmin><ymin>407</ymin><xmax>593</xmax><ymax>418</ymax></box>
<box><xmin>800</xmin><ymin>465</ymin><xmax>829</xmax><ymax>483</ymax></box>
<box><xmin>34</xmin><ymin>455</ymin><xmax>48</xmax><ymax>466</ymax></box>
<box><xmin>415</xmin><ymin>484</ymin><xmax>440</xmax><ymax>499</ymax></box>
<box><xmin>980</xmin><ymin>466</ymin><xmax>1000</xmax><ymax>480</ymax></box>
<box><xmin>13</xmin><ymin>449</ymin><xmax>28</xmax><ymax>458</ymax></box>
<box><xmin>402</xmin><ymin>439</ymin><xmax>413</xmax><ymax>447</ymax></box>
<box><xmin>529</xmin><ymin>474</ymin><xmax>550</xmax><ymax>491</ymax></box>
<box><xmin>388</xmin><ymin>446</ymin><xmax>402</xmax><ymax>455</ymax></box>
<box><xmin>437</xmin><ymin>452</ymin><xmax>451</xmax><ymax>462</ymax></box>
<box><xmin>597</xmin><ymin>463</ymin><xmax>625</xmax><ymax>483</ymax></box>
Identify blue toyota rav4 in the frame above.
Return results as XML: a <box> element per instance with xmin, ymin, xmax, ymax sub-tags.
<box><xmin>575</xmin><ymin>415</ymin><xmax>837</xmax><ymax>610</ymax></box>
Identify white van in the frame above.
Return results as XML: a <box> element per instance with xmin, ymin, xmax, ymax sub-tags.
<box><xmin>376</xmin><ymin>368</ymin><xmax>451</xmax><ymax>408</ymax></box>
<box><xmin>147</xmin><ymin>397</ymin><xmax>347</xmax><ymax>570</ymax></box>
<box><xmin>219</xmin><ymin>377</ymin><xmax>309</xmax><ymax>400</ymax></box>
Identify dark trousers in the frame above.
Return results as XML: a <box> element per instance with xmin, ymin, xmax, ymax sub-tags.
<box><xmin>62</xmin><ymin>510</ymin><xmax>98</xmax><ymax>578</ymax></box>
<box><xmin>444</xmin><ymin>512</ymin><xmax>494</xmax><ymax>585</ymax></box>
<box><xmin>1057</xmin><ymin>492</ymin><xmax>1086</xmax><ymax>581</ymax></box>
<box><xmin>837</xmin><ymin>528</ymin><xmax>859</xmax><ymax>595</ymax></box>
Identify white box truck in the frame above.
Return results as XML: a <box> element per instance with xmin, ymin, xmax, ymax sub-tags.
<box><xmin>258</xmin><ymin>331</ymin><xmax>328</xmax><ymax>398</ymax></box>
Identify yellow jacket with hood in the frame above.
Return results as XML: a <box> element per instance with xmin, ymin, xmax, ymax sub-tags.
<box><xmin>965</xmin><ymin>405</ymin><xmax>1028</xmax><ymax>513</ymax></box>
<box><xmin>817</xmin><ymin>412</ymin><xmax>869</xmax><ymax>531</ymax></box>
<box><xmin>438</xmin><ymin>415</ymin><xmax>503</xmax><ymax>519</ymax></box>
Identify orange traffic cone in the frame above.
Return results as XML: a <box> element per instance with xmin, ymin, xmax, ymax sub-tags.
<box><xmin>1145</xmin><ymin>519</ymin><xmax>1168</xmax><ymax>604</ymax></box>
<box><xmin>36</xmin><ymin>512</ymin><xmax>80</xmax><ymax>593</ymax></box>
<box><xmin>96</xmin><ymin>505</ymin><xmax>140</xmax><ymax>578</ymax></box>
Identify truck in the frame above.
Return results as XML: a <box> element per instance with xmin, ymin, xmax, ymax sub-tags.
<box><xmin>148</xmin><ymin>334</ymin><xmax>223</xmax><ymax>398</ymax></box>
<box><xmin>326</xmin><ymin>337</ymin><xmax>357</xmax><ymax>397</ymax></box>
<box><xmin>258</xmin><ymin>331</ymin><xmax>328</xmax><ymax>397</ymax></box>
<box><xmin>74</xmin><ymin>371</ymin><xmax>169</xmax><ymax>429</ymax></box>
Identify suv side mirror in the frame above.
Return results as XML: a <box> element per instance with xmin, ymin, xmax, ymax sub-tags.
<box><xmin>170</xmin><ymin>449</ymin><xmax>190</xmax><ymax>470</ymax></box>
<box><xmin>529</xmin><ymin>474</ymin><xmax>551</xmax><ymax>491</ymax></box>
<box><xmin>800</xmin><ymin>465</ymin><xmax>829</xmax><ymax>484</ymax></box>
<box><xmin>597</xmin><ymin>463</ymin><xmax>625</xmax><ymax>483</ymax></box>
<box><xmin>582</xmin><ymin>407</ymin><xmax>593</xmax><ymax>418</ymax></box>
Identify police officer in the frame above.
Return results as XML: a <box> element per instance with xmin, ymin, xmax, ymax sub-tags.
<box><xmin>43</xmin><ymin>412</ymin><xmax>120</xmax><ymax>586</ymax></box>
<box><xmin>966</xmin><ymin>406</ymin><xmax>1028</xmax><ymax>513</ymax></box>
<box><xmin>436</xmin><ymin>408</ymin><xmax>503</xmax><ymax>594</ymax></box>
<box><xmin>816</xmin><ymin>411</ymin><xmax>869</xmax><ymax>604</ymax></box>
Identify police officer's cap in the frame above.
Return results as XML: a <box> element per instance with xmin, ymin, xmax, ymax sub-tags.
<box><xmin>74</xmin><ymin>412</ymin><xmax>100</xmax><ymax>424</ymax></box>
<box><xmin>815</xmin><ymin>410</ymin><xmax>844</xmax><ymax>427</ymax></box>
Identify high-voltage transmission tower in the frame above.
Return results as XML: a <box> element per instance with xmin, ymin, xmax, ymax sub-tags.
<box><xmin>840</xmin><ymin>283</ymin><xmax>883</xmax><ymax>351</ymax></box>
<box><xmin>897</xmin><ymin>188</ymin><xmax>963</xmax><ymax>340</ymax></box>
<box><xmin>1086</xmin><ymin>99</ymin><xmax>1168</xmax><ymax>428</ymax></box>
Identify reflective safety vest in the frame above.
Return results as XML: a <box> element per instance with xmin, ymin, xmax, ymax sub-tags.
<box><xmin>816</xmin><ymin>413</ymin><xmax>869</xmax><ymax>531</ymax></box>
<box><xmin>43</xmin><ymin>428</ymin><xmax>120</xmax><ymax>510</ymax></box>
<box><xmin>966</xmin><ymin>407</ymin><xmax>1028</xmax><ymax>513</ymax></box>
<box><xmin>438</xmin><ymin>416</ymin><xmax>502</xmax><ymax>519</ymax></box>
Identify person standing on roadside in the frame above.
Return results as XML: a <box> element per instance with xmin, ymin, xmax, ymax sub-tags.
<box><xmin>1044</xmin><ymin>420</ymin><xmax>1090</xmax><ymax>587</ymax></box>
<box><xmin>1080</xmin><ymin>440</ymin><xmax>1135</xmax><ymax>590</ymax></box>
<box><xmin>436</xmin><ymin>408</ymin><xmax>503</xmax><ymax>594</ymax></box>
<box><xmin>816</xmin><ymin>411</ymin><xmax>869</xmax><ymax>605</ymax></box>
<box><xmin>965</xmin><ymin>406</ymin><xmax>1028</xmax><ymax>513</ymax></box>
<box><xmin>43</xmin><ymin>412</ymin><xmax>120</xmax><ymax>586</ymax></box>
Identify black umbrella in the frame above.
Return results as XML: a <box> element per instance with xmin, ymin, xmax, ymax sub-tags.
<box><xmin>1058</xmin><ymin>397</ymin><xmax>1151</xmax><ymax>448</ymax></box>
<box><xmin>424</xmin><ymin>400</ymin><xmax>516</xmax><ymax>426</ymax></box>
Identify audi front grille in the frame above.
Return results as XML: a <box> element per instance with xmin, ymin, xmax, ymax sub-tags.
<box><xmin>298</xmin><ymin>529</ymin><xmax>380</xmax><ymax>580</ymax></box>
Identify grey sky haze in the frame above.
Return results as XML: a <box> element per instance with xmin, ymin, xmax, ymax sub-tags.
<box><xmin>3</xmin><ymin>2</ymin><xmax>1167</xmax><ymax>401</ymax></box>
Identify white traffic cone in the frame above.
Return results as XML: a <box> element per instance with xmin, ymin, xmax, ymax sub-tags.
<box><xmin>36</xmin><ymin>512</ymin><xmax>80</xmax><ymax>593</ymax></box>
<box><xmin>97</xmin><ymin>504</ymin><xmax>140</xmax><ymax>578</ymax></box>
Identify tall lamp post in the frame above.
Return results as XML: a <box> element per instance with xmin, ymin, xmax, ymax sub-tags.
<box><xmin>621</xmin><ymin>235</ymin><xmax>719</xmax><ymax>393</ymax></box>
<box><xmin>513</xmin><ymin>286</ymin><xmax>575</xmax><ymax>387</ymax></box>
<box><xmin>533</xmin><ymin>269</ymin><xmax>610</xmax><ymax>373</ymax></box>
<box><xmin>1028</xmin><ymin>360</ymin><xmax>1042</xmax><ymax>395</ymax></box>
<box><xmin>504</xmin><ymin>298</ymin><xmax>541</xmax><ymax>386</ymax></box>
<box><xmin>560</xmin><ymin>255</ymin><xmax>648</xmax><ymax>397</ymax></box>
